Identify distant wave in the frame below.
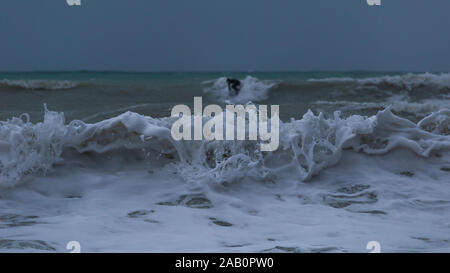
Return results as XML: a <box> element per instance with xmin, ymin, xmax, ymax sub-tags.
<box><xmin>0</xmin><ymin>105</ymin><xmax>448</xmax><ymax>187</ymax></box>
<box><xmin>306</xmin><ymin>73</ymin><xmax>450</xmax><ymax>91</ymax></box>
<box><xmin>315</xmin><ymin>98</ymin><xmax>450</xmax><ymax>117</ymax></box>
<box><xmin>0</xmin><ymin>79</ymin><xmax>80</xmax><ymax>90</ymax></box>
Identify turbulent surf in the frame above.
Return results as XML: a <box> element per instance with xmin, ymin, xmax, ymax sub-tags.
<box><xmin>0</xmin><ymin>72</ymin><xmax>449</xmax><ymax>252</ymax></box>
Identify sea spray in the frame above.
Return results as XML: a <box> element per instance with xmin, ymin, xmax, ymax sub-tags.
<box><xmin>0</xmin><ymin>105</ymin><xmax>448</xmax><ymax>187</ymax></box>
<box><xmin>170</xmin><ymin>97</ymin><xmax>280</xmax><ymax>152</ymax></box>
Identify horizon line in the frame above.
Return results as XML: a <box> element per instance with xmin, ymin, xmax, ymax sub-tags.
<box><xmin>0</xmin><ymin>69</ymin><xmax>444</xmax><ymax>74</ymax></box>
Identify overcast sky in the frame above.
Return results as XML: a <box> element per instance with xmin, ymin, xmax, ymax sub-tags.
<box><xmin>1</xmin><ymin>0</ymin><xmax>449</xmax><ymax>72</ymax></box>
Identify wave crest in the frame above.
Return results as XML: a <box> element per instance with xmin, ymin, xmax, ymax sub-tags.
<box><xmin>203</xmin><ymin>76</ymin><xmax>277</xmax><ymax>103</ymax></box>
<box><xmin>0</xmin><ymin>106</ymin><xmax>448</xmax><ymax>187</ymax></box>
<box><xmin>0</xmin><ymin>79</ymin><xmax>79</xmax><ymax>90</ymax></box>
<box><xmin>307</xmin><ymin>73</ymin><xmax>450</xmax><ymax>91</ymax></box>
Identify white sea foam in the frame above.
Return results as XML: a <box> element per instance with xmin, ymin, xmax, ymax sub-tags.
<box><xmin>2</xmin><ymin>72</ymin><xmax>450</xmax><ymax>252</ymax></box>
<box><xmin>0</xmin><ymin>105</ymin><xmax>448</xmax><ymax>188</ymax></box>
<box><xmin>315</xmin><ymin>97</ymin><xmax>450</xmax><ymax>117</ymax></box>
<box><xmin>307</xmin><ymin>72</ymin><xmax>450</xmax><ymax>91</ymax></box>
<box><xmin>0</xmin><ymin>106</ymin><xmax>449</xmax><ymax>252</ymax></box>
<box><xmin>0</xmin><ymin>79</ymin><xmax>79</xmax><ymax>90</ymax></box>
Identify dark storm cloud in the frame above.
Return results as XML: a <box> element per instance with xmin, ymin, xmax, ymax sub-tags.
<box><xmin>0</xmin><ymin>0</ymin><xmax>449</xmax><ymax>71</ymax></box>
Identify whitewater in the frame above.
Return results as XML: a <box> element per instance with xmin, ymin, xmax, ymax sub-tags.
<box><xmin>0</xmin><ymin>72</ymin><xmax>449</xmax><ymax>252</ymax></box>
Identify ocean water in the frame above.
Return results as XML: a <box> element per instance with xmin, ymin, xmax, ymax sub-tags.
<box><xmin>0</xmin><ymin>71</ymin><xmax>449</xmax><ymax>252</ymax></box>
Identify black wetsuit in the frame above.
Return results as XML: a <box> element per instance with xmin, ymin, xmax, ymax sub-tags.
<box><xmin>227</xmin><ymin>78</ymin><xmax>241</xmax><ymax>96</ymax></box>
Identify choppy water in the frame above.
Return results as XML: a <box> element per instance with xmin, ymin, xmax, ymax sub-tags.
<box><xmin>0</xmin><ymin>72</ymin><xmax>449</xmax><ymax>252</ymax></box>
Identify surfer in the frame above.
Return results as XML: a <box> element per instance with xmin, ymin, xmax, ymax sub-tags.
<box><xmin>226</xmin><ymin>78</ymin><xmax>241</xmax><ymax>96</ymax></box>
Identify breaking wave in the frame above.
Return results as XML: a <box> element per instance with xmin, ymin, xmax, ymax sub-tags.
<box><xmin>203</xmin><ymin>76</ymin><xmax>278</xmax><ymax>103</ymax></box>
<box><xmin>0</xmin><ymin>105</ymin><xmax>448</xmax><ymax>188</ymax></box>
<box><xmin>315</xmin><ymin>98</ymin><xmax>450</xmax><ymax>118</ymax></box>
<box><xmin>0</xmin><ymin>79</ymin><xmax>81</xmax><ymax>91</ymax></box>
<box><xmin>307</xmin><ymin>72</ymin><xmax>450</xmax><ymax>91</ymax></box>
